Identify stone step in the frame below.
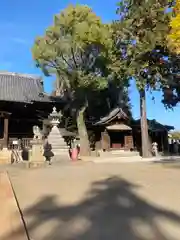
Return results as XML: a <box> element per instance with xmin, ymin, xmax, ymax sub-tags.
<box><xmin>52</xmin><ymin>155</ymin><xmax>71</xmax><ymax>162</ymax></box>
<box><xmin>48</xmin><ymin>138</ymin><xmax>66</xmax><ymax>141</ymax></box>
<box><xmin>92</xmin><ymin>155</ymin><xmax>142</xmax><ymax>163</ymax></box>
<box><xmin>52</xmin><ymin>149</ymin><xmax>69</xmax><ymax>152</ymax></box>
<box><xmin>48</xmin><ymin>140</ymin><xmax>67</xmax><ymax>144</ymax></box>
<box><xmin>99</xmin><ymin>151</ymin><xmax>140</xmax><ymax>157</ymax></box>
<box><xmin>112</xmin><ymin>153</ymin><xmax>140</xmax><ymax>157</ymax></box>
<box><xmin>51</xmin><ymin>145</ymin><xmax>68</xmax><ymax>149</ymax></box>
<box><xmin>51</xmin><ymin>149</ymin><xmax>69</xmax><ymax>156</ymax></box>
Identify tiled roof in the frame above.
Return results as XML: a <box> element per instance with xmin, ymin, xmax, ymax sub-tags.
<box><xmin>94</xmin><ymin>107</ymin><xmax>128</xmax><ymax>125</ymax></box>
<box><xmin>132</xmin><ymin>119</ymin><xmax>174</xmax><ymax>132</ymax></box>
<box><xmin>0</xmin><ymin>72</ymin><xmax>51</xmax><ymax>103</ymax></box>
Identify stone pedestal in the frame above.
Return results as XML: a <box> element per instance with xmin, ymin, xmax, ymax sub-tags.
<box><xmin>0</xmin><ymin>149</ymin><xmax>11</xmax><ymax>164</ymax></box>
<box><xmin>48</xmin><ymin>125</ymin><xmax>69</xmax><ymax>157</ymax></box>
<box><xmin>27</xmin><ymin>139</ymin><xmax>45</xmax><ymax>168</ymax></box>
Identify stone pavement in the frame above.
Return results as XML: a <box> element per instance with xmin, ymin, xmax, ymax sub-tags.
<box><xmin>84</xmin><ymin>154</ymin><xmax>180</xmax><ymax>163</ymax></box>
<box><xmin>0</xmin><ymin>171</ymin><xmax>28</xmax><ymax>240</ymax></box>
<box><xmin>5</xmin><ymin>161</ymin><xmax>180</xmax><ymax>240</ymax></box>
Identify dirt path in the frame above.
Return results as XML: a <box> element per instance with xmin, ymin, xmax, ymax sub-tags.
<box><xmin>7</xmin><ymin>162</ymin><xmax>180</xmax><ymax>239</ymax></box>
<box><xmin>0</xmin><ymin>172</ymin><xmax>28</xmax><ymax>240</ymax></box>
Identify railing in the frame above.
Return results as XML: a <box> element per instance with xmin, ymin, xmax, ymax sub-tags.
<box><xmin>21</xmin><ymin>138</ymin><xmax>33</xmax><ymax>149</ymax></box>
<box><xmin>9</xmin><ymin>138</ymin><xmax>33</xmax><ymax>163</ymax></box>
<box><xmin>0</xmin><ymin>138</ymin><xmax>33</xmax><ymax>163</ymax></box>
<box><xmin>8</xmin><ymin>138</ymin><xmax>33</xmax><ymax>150</ymax></box>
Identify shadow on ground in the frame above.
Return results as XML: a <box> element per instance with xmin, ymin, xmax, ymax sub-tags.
<box><xmin>152</xmin><ymin>158</ymin><xmax>180</xmax><ymax>169</ymax></box>
<box><xmin>3</xmin><ymin>176</ymin><xmax>180</xmax><ymax>240</ymax></box>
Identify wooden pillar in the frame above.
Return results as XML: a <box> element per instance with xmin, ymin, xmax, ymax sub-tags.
<box><xmin>131</xmin><ymin>132</ymin><xmax>134</xmax><ymax>149</ymax></box>
<box><xmin>124</xmin><ymin>134</ymin><xmax>127</xmax><ymax>150</ymax></box>
<box><xmin>3</xmin><ymin>115</ymin><xmax>9</xmax><ymax>149</ymax></box>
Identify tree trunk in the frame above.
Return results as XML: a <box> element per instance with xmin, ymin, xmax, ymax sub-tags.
<box><xmin>76</xmin><ymin>106</ymin><xmax>91</xmax><ymax>156</ymax></box>
<box><xmin>140</xmin><ymin>89</ymin><xmax>152</xmax><ymax>158</ymax></box>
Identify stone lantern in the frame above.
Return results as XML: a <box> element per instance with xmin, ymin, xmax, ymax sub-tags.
<box><xmin>50</xmin><ymin>106</ymin><xmax>62</xmax><ymax>128</ymax></box>
<box><xmin>48</xmin><ymin>107</ymin><xmax>69</xmax><ymax>158</ymax></box>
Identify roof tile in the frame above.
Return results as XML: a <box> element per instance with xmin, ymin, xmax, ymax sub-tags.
<box><xmin>0</xmin><ymin>72</ymin><xmax>51</xmax><ymax>103</ymax></box>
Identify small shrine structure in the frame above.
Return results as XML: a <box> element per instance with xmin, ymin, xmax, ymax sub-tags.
<box><xmin>93</xmin><ymin>107</ymin><xmax>134</xmax><ymax>151</ymax></box>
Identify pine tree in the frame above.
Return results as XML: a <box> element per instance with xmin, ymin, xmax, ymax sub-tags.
<box><xmin>114</xmin><ymin>0</ymin><xmax>173</xmax><ymax>157</ymax></box>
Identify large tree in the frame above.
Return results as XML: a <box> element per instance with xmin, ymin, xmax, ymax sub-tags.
<box><xmin>114</xmin><ymin>0</ymin><xmax>173</xmax><ymax>157</ymax></box>
<box><xmin>32</xmin><ymin>5</ymin><xmax>112</xmax><ymax>156</ymax></box>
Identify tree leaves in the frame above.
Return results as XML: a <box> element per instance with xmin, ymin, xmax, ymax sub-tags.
<box><xmin>32</xmin><ymin>4</ymin><xmax>113</xmax><ymax>94</ymax></box>
<box><xmin>113</xmin><ymin>0</ymin><xmax>173</xmax><ymax>90</ymax></box>
<box><xmin>167</xmin><ymin>0</ymin><xmax>180</xmax><ymax>54</ymax></box>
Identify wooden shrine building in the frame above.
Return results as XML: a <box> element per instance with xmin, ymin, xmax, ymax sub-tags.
<box><xmin>93</xmin><ymin>107</ymin><xmax>174</xmax><ymax>154</ymax></box>
<box><xmin>132</xmin><ymin>119</ymin><xmax>174</xmax><ymax>153</ymax></box>
<box><xmin>93</xmin><ymin>107</ymin><xmax>134</xmax><ymax>151</ymax></box>
<box><xmin>0</xmin><ymin>72</ymin><xmax>63</xmax><ymax>149</ymax></box>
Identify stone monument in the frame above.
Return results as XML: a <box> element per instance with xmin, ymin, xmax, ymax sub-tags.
<box><xmin>28</xmin><ymin>126</ymin><xmax>45</xmax><ymax>168</ymax></box>
<box><xmin>48</xmin><ymin>107</ymin><xmax>69</xmax><ymax>158</ymax></box>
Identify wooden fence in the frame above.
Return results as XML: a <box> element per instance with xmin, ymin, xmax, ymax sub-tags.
<box><xmin>0</xmin><ymin>138</ymin><xmax>33</xmax><ymax>150</ymax></box>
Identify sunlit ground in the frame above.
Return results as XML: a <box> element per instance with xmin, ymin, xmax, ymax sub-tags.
<box><xmin>4</xmin><ymin>161</ymin><xmax>180</xmax><ymax>240</ymax></box>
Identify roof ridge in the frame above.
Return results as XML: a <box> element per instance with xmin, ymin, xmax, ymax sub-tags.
<box><xmin>0</xmin><ymin>72</ymin><xmax>42</xmax><ymax>81</ymax></box>
<box><xmin>0</xmin><ymin>72</ymin><xmax>51</xmax><ymax>103</ymax></box>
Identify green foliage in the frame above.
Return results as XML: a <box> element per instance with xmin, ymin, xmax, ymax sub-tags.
<box><xmin>114</xmin><ymin>0</ymin><xmax>173</xmax><ymax>90</ymax></box>
<box><xmin>32</xmin><ymin>4</ymin><xmax>115</xmax><ymax>156</ymax></box>
<box><xmin>112</xmin><ymin>0</ymin><xmax>174</xmax><ymax>157</ymax></box>
<box><xmin>161</xmin><ymin>54</ymin><xmax>180</xmax><ymax>107</ymax></box>
<box><xmin>32</xmin><ymin>4</ymin><xmax>112</xmax><ymax>92</ymax></box>
<box><xmin>169</xmin><ymin>131</ymin><xmax>180</xmax><ymax>140</ymax></box>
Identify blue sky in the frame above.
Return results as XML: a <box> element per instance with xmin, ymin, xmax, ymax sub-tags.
<box><xmin>0</xmin><ymin>0</ymin><xmax>179</xmax><ymax>129</ymax></box>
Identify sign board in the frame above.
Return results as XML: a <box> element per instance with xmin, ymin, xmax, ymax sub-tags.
<box><xmin>124</xmin><ymin>135</ymin><xmax>133</xmax><ymax>149</ymax></box>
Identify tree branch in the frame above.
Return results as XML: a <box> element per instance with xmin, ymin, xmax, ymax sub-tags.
<box><xmin>59</xmin><ymin>53</ymin><xmax>73</xmax><ymax>69</ymax></box>
<box><xmin>71</xmin><ymin>47</ymin><xmax>78</xmax><ymax>69</ymax></box>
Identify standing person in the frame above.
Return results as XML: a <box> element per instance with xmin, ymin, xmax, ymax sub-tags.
<box><xmin>173</xmin><ymin>141</ymin><xmax>179</xmax><ymax>155</ymax></box>
<box><xmin>77</xmin><ymin>143</ymin><xmax>80</xmax><ymax>155</ymax></box>
<box><xmin>152</xmin><ymin>142</ymin><xmax>158</xmax><ymax>156</ymax></box>
<box><xmin>43</xmin><ymin>137</ymin><xmax>54</xmax><ymax>165</ymax></box>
